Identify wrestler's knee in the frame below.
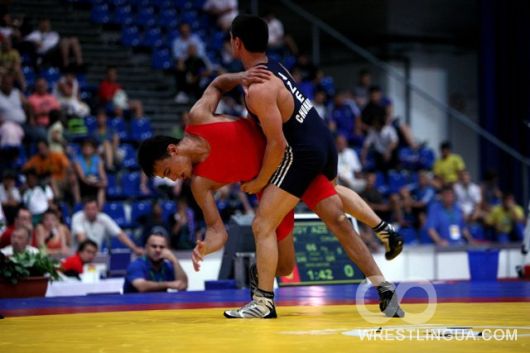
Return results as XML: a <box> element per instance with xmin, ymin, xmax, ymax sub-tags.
<box><xmin>252</xmin><ymin>216</ymin><xmax>276</xmax><ymax>240</ymax></box>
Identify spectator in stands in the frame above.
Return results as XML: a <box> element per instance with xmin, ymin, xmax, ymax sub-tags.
<box><xmin>426</xmin><ymin>186</ymin><xmax>475</xmax><ymax>246</ymax></box>
<box><xmin>168</xmin><ymin>197</ymin><xmax>196</xmax><ymax>250</ymax></box>
<box><xmin>91</xmin><ymin>110</ymin><xmax>120</xmax><ymax>171</ymax></box>
<box><xmin>97</xmin><ymin>66</ymin><xmax>143</xmax><ymax>118</ymax></box>
<box><xmin>0</xmin><ymin>14</ymin><xmax>22</xmax><ymax>44</ymax></box>
<box><xmin>410</xmin><ymin>170</ymin><xmax>436</xmax><ymax>228</ymax></box>
<box><xmin>480</xmin><ymin>169</ymin><xmax>502</xmax><ymax>210</ymax></box>
<box><xmin>174</xmin><ymin>43</ymin><xmax>211</xmax><ymax>103</ymax></box>
<box><xmin>74</xmin><ymin>138</ymin><xmax>107</xmax><ymax>207</ymax></box>
<box><xmin>453</xmin><ymin>170</ymin><xmax>482</xmax><ymax>223</ymax></box>
<box><xmin>0</xmin><ymin>171</ymin><xmax>21</xmax><ymax>214</ymax></box>
<box><xmin>0</xmin><ymin>73</ymin><xmax>28</xmax><ymax>126</ymax></box>
<box><xmin>140</xmin><ymin>201</ymin><xmax>171</xmax><ymax>246</ymax></box>
<box><xmin>433</xmin><ymin>141</ymin><xmax>465</xmax><ymax>185</ymax></box>
<box><xmin>312</xmin><ymin>89</ymin><xmax>328</xmax><ymax>120</ymax></box>
<box><xmin>35</xmin><ymin>209</ymin><xmax>71</xmax><ymax>255</ymax></box>
<box><xmin>171</xmin><ymin>23</ymin><xmax>206</xmax><ymax>63</ymax></box>
<box><xmin>21</xmin><ymin>168</ymin><xmax>54</xmax><ymax>224</ymax></box>
<box><xmin>0</xmin><ymin>117</ymin><xmax>24</xmax><ymax>153</ymax></box>
<box><xmin>336</xmin><ymin>134</ymin><xmax>365</xmax><ymax>192</ymax></box>
<box><xmin>24</xmin><ymin>18</ymin><xmax>83</xmax><ymax>69</ymax></box>
<box><xmin>0</xmin><ymin>207</ymin><xmax>33</xmax><ymax>248</ymax></box>
<box><xmin>71</xmin><ymin>198</ymin><xmax>143</xmax><ymax>255</ymax></box>
<box><xmin>360</xmin><ymin>171</ymin><xmax>390</xmax><ymax>216</ymax></box>
<box><xmin>203</xmin><ymin>0</ymin><xmax>238</xmax><ymax>31</ymax></box>
<box><xmin>60</xmin><ymin>239</ymin><xmax>98</xmax><ymax>278</ymax></box>
<box><xmin>328</xmin><ymin>91</ymin><xmax>364</xmax><ymax>147</ymax></box>
<box><xmin>352</xmin><ymin>69</ymin><xmax>372</xmax><ymax>108</ymax></box>
<box><xmin>361</xmin><ymin>109</ymin><xmax>399</xmax><ymax>173</ymax></box>
<box><xmin>23</xmin><ymin>139</ymin><xmax>80</xmax><ymax>204</ymax></box>
<box><xmin>123</xmin><ymin>232</ymin><xmax>188</xmax><ymax>293</ymax></box>
<box><xmin>263</xmin><ymin>10</ymin><xmax>297</xmax><ymax>55</ymax></box>
<box><xmin>47</xmin><ymin>109</ymin><xmax>66</xmax><ymax>153</ymax></box>
<box><xmin>54</xmin><ymin>69</ymin><xmax>90</xmax><ymax>117</ymax></box>
<box><xmin>293</xmin><ymin>53</ymin><xmax>318</xmax><ymax>83</ymax></box>
<box><xmin>486</xmin><ymin>193</ymin><xmax>525</xmax><ymax>243</ymax></box>
<box><xmin>23</xmin><ymin>18</ymin><xmax>60</xmax><ymax>67</ymax></box>
<box><xmin>0</xmin><ymin>36</ymin><xmax>25</xmax><ymax>91</ymax></box>
<box><xmin>1</xmin><ymin>225</ymin><xmax>38</xmax><ymax>256</ymax></box>
<box><xmin>27</xmin><ymin>78</ymin><xmax>60</xmax><ymax>128</ymax></box>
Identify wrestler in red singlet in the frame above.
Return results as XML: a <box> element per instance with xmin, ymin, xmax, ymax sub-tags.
<box><xmin>185</xmin><ymin>118</ymin><xmax>337</xmax><ymax>241</ymax></box>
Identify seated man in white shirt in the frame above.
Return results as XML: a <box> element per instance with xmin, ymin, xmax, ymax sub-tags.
<box><xmin>71</xmin><ymin>198</ymin><xmax>143</xmax><ymax>256</ymax></box>
<box><xmin>1</xmin><ymin>226</ymin><xmax>38</xmax><ymax>256</ymax></box>
<box><xmin>336</xmin><ymin>134</ymin><xmax>366</xmax><ymax>192</ymax></box>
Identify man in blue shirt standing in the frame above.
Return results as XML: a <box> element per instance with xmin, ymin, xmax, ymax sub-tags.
<box><xmin>123</xmin><ymin>232</ymin><xmax>188</xmax><ymax>293</ymax></box>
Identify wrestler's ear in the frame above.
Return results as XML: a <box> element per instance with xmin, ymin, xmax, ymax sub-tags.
<box><xmin>167</xmin><ymin>144</ymin><xmax>178</xmax><ymax>156</ymax></box>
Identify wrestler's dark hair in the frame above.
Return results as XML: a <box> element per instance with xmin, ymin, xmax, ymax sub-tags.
<box><xmin>77</xmin><ymin>239</ymin><xmax>98</xmax><ymax>253</ymax></box>
<box><xmin>137</xmin><ymin>135</ymin><xmax>181</xmax><ymax>178</ymax></box>
<box><xmin>230</xmin><ymin>14</ymin><xmax>268</xmax><ymax>53</ymax></box>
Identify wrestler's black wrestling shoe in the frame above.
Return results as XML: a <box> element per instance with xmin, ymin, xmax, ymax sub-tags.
<box><xmin>373</xmin><ymin>222</ymin><xmax>404</xmax><ymax>260</ymax></box>
<box><xmin>377</xmin><ymin>281</ymin><xmax>405</xmax><ymax>318</ymax></box>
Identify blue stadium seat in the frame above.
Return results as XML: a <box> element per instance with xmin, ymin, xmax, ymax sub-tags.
<box><xmin>161</xmin><ymin>200</ymin><xmax>177</xmax><ymax>221</ymax></box>
<box><xmin>22</xmin><ymin>66</ymin><xmax>35</xmax><ymax>88</ymax></box>
<box><xmin>399</xmin><ymin>227</ymin><xmax>419</xmax><ymax>244</ymax></box>
<box><xmin>108</xmin><ymin>117</ymin><xmax>129</xmax><ymax>140</ymax></box>
<box><xmin>142</xmin><ymin>26</ymin><xmax>163</xmax><ymax>47</ymax></box>
<box><xmin>131</xmin><ymin>200</ymin><xmax>152</xmax><ymax>225</ymax></box>
<box><xmin>121</xmin><ymin>171</ymin><xmax>141</xmax><ymax>196</ymax></box>
<box><xmin>375</xmin><ymin>171</ymin><xmax>388</xmax><ymax>195</ymax></box>
<box><xmin>419</xmin><ymin>147</ymin><xmax>435</xmax><ymax>169</ymax></box>
<box><xmin>109</xmin><ymin>0</ymin><xmax>127</xmax><ymax>6</ymax></box>
<box><xmin>121</xmin><ymin>144</ymin><xmax>139</xmax><ymax>169</ymax></box>
<box><xmin>91</xmin><ymin>4</ymin><xmax>111</xmax><ymax>24</ymax></box>
<box><xmin>103</xmin><ymin>202</ymin><xmax>127</xmax><ymax>227</ymax></box>
<box><xmin>208</xmin><ymin>31</ymin><xmax>225</xmax><ymax>51</ymax></box>
<box><xmin>113</xmin><ymin>4</ymin><xmax>134</xmax><ymax>25</ymax></box>
<box><xmin>135</xmin><ymin>6</ymin><xmax>156</xmax><ymax>27</ymax></box>
<box><xmin>181</xmin><ymin>10</ymin><xmax>198</xmax><ymax>24</ymax></box>
<box><xmin>388</xmin><ymin>170</ymin><xmax>408</xmax><ymax>194</ymax></box>
<box><xmin>398</xmin><ymin>147</ymin><xmax>418</xmax><ymax>170</ymax></box>
<box><xmin>42</xmin><ymin>67</ymin><xmax>61</xmax><ymax>87</ymax></box>
<box><xmin>84</xmin><ymin>115</ymin><xmax>97</xmax><ymax>133</ymax></box>
<box><xmin>320</xmin><ymin>76</ymin><xmax>336</xmax><ymax>97</ymax></box>
<box><xmin>106</xmin><ymin>173</ymin><xmax>121</xmax><ymax>199</ymax></box>
<box><xmin>121</xmin><ymin>26</ymin><xmax>142</xmax><ymax>47</ymax></box>
<box><xmin>152</xmin><ymin>47</ymin><xmax>172</xmax><ymax>70</ymax></box>
<box><xmin>153</xmin><ymin>0</ymin><xmax>174</xmax><ymax>10</ymax></box>
<box><xmin>130</xmin><ymin>117</ymin><xmax>153</xmax><ymax>141</ymax></box>
<box><xmin>159</xmin><ymin>8</ymin><xmax>178</xmax><ymax>28</ymax></box>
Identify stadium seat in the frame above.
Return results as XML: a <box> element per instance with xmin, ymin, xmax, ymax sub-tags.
<box><xmin>91</xmin><ymin>4</ymin><xmax>111</xmax><ymax>24</ymax></box>
<box><xmin>121</xmin><ymin>171</ymin><xmax>141</xmax><ymax>196</ymax></box>
<box><xmin>84</xmin><ymin>115</ymin><xmax>97</xmax><ymax>133</ymax></box>
<box><xmin>152</xmin><ymin>47</ymin><xmax>172</xmax><ymax>70</ymax></box>
<box><xmin>142</xmin><ymin>26</ymin><xmax>163</xmax><ymax>47</ymax></box>
<box><xmin>159</xmin><ymin>8</ymin><xmax>178</xmax><ymax>28</ymax></box>
<box><xmin>131</xmin><ymin>200</ymin><xmax>152</xmax><ymax>225</ymax></box>
<box><xmin>103</xmin><ymin>202</ymin><xmax>127</xmax><ymax>227</ymax></box>
<box><xmin>121</xmin><ymin>25</ymin><xmax>142</xmax><ymax>47</ymax></box>
<box><xmin>121</xmin><ymin>144</ymin><xmax>139</xmax><ymax>169</ymax></box>
<box><xmin>419</xmin><ymin>147</ymin><xmax>435</xmax><ymax>169</ymax></box>
<box><xmin>130</xmin><ymin>117</ymin><xmax>153</xmax><ymax>141</ymax></box>
<box><xmin>375</xmin><ymin>171</ymin><xmax>388</xmax><ymax>195</ymax></box>
<box><xmin>161</xmin><ymin>200</ymin><xmax>177</xmax><ymax>221</ymax></box>
<box><xmin>42</xmin><ymin>67</ymin><xmax>61</xmax><ymax>87</ymax></box>
<box><xmin>113</xmin><ymin>4</ymin><xmax>134</xmax><ymax>25</ymax></box>
<box><xmin>106</xmin><ymin>173</ymin><xmax>121</xmax><ymax>199</ymax></box>
<box><xmin>399</xmin><ymin>227</ymin><xmax>419</xmax><ymax>244</ymax></box>
<box><xmin>22</xmin><ymin>66</ymin><xmax>36</xmax><ymax>88</ymax></box>
<box><xmin>388</xmin><ymin>170</ymin><xmax>409</xmax><ymax>194</ymax></box>
<box><xmin>108</xmin><ymin>117</ymin><xmax>128</xmax><ymax>140</ymax></box>
<box><xmin>135</xmin><ymin>6</ymin><xmax>156</xmax><ymax>27</ymax></box>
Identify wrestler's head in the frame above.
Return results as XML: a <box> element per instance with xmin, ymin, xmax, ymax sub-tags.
<box><xmin>138</xmin><ymin>136</ymin><xmax>192</xmax><ymax>181</ymax></box>
<box><xmin>229</xmin><ymin>14</ymin><xmax>268</xmax><ymax>58</ymax></box>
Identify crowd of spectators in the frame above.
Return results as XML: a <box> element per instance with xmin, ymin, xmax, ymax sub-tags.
<box><xmin>1</xmin><ymin>2</ymin><xmax>527</xmax><ymax>291</ymax></box>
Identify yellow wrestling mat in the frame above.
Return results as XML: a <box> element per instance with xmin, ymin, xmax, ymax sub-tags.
<box><xmin>2</xmin><ymin>303</ymin><xmax>529</xmax><ymax>353</ymax></box>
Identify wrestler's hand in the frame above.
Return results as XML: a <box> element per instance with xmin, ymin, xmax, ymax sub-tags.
<box><xmin>241</xmin><ymin>178</ymin><xmax>267</xmax><ymax>195</ymax></box>
<box><xmin>192</xmin><ymin>240</ymin><xmax>206</xmax><ymax>272</ymax></box>
<box><xmin>242</xmin><ymin>65</ymin><xmax>271</xmax><ymax>88</ymax></box>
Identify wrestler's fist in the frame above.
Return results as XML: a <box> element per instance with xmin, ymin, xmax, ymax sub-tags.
<box><xmin>241</xmin><ymin>178</ymin><xmax>266</xmax><ymax>195</ymax></box>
